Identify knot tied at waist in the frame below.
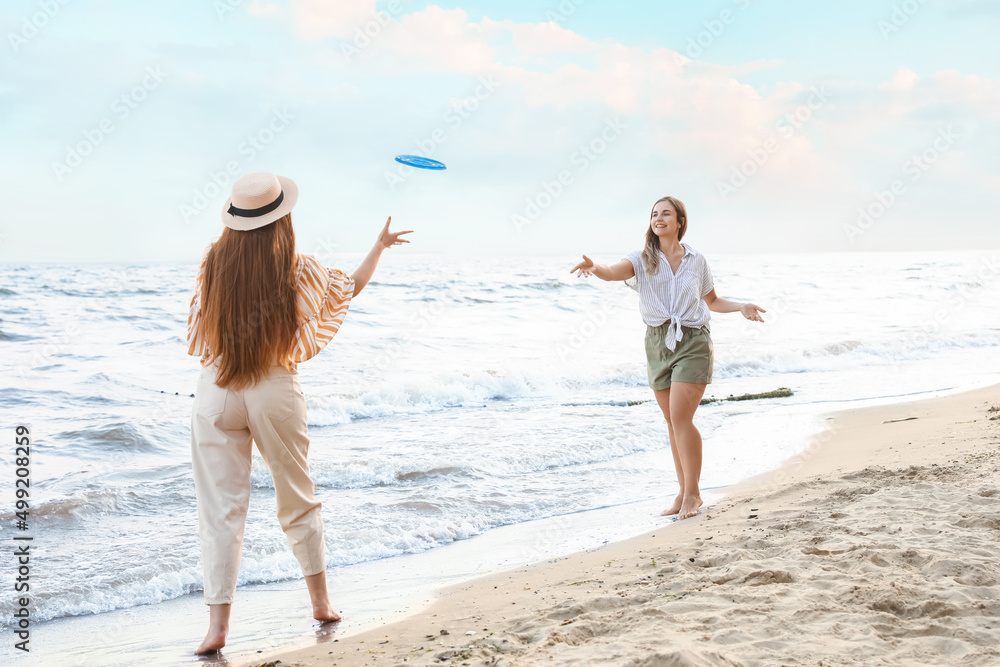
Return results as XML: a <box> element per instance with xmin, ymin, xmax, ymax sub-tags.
<box><xmin>648</xmin><ymin>319</ymin><xmax>703</xmax><ymax>351</ymax></box>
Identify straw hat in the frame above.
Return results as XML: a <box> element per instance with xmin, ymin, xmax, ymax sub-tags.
<box><xmin>221</xmin><ymin>171</ymin><xmax>299</xmax><ymax>230</ymax></box>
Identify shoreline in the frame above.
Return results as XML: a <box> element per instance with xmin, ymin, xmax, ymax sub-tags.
<box><xmin>245</xmin><ymin>382</ymin><xmax>1000</xmax><ymax>667</ymax></box>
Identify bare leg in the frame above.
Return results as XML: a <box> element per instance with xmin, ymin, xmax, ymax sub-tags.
<box><xmin>305</xmin><ymin>571</ymin><xmax>341</xmax><ymax>623</ymax></box>
<box><xmin>653</xmin><ymin>388</ymin><xmax>685</xmax><ymax>515</ymax></box>
<box><xmin>195</xmin><ymin>604</ymin><xmax>230</xmax><ymax>655</ymax></box>
<box><xmin>667</xmin><ymin>381</ymin><xmax>708</xmax><ymax>519</ymax></box>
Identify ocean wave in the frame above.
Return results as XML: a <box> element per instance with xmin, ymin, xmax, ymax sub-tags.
<box><xmin>0</xmin><ymin>470</ymin><xmax>191</xmax><ymax>525</ymax></box>
<box><xmin>55</xmin><ymin>421</ymin><xmax>167</xmax><ymax>455</ymax></box>
<box><xmin>250</xmin><ymin>458</ymin><xmax>480</xmax><ymax>490</ymax></box>
<box><xmin>40</xmin><ymin>287</ymin><xmax>101</xmax><ymax>297</ymax></box>
<box><xmin>816</xmin><ymin>340</ymin><xmax>866</xmax><ymax>356</ymax></box>
<box><xmin>0</xmin><ymin>387</ymin><xmax>93</xmax><ymax>407</ymax></box>
<box><xmin>713</xmin><ymin>330</ymin><xmax>1000</xmax><ymax>379</ymax></box>
<box><xmin>306</xmin><ymin>370</ymin><xmax>558</xmax><ymax>425</ymax></box>
<box><xmin>250</xmin><ymin>425</ymin><xmax>666</xmax><ymax>490</ymax></box>
<box><xmin>0</xmin><ymin>329</ymin><xmax>33</xmax><ymax>341</ymax></box>
<box><xmin>0</xmin><ymin>556</ymin><xmax>203</xmax><ymax>627</ymax></box>
<box><xmin>518</xmin><ymin>279</ymin><xmax>571</xmax><ymax>291</ymax></box>
<box><xmin>0</xmin><ymin>488</ymin><xmax>121</xmax><ymax>525</ymax></box>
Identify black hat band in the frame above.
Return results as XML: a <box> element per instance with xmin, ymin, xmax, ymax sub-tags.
<box><xmin>228</xmin><ymin>190</ymin><xmax>284</xmax><ymax>217</ymax></box>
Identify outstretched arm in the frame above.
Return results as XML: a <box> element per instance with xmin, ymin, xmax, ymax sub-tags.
<box><xmin>703</xmin><ymin>289</ymin><xmax>765</xmax><ymax>321</ymax></box>
<box><xmin>351</xmin><ymin>216</ymin><xmax>413</xmax><ymax>298</ymax></box>
<box><xmin>570</xmin><ymin>255</ymin><xmax>636</xmax><ymax>282</ymax></box>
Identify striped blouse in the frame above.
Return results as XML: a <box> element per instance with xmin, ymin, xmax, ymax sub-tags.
<box><xmin>623</xmin><ymin>243</ymin><xmax>714</xmax><ymax>351</ymax></box>
<box><xmin>187</xmin><ymin>250</ymin><xmax>354</xmax><ymax>365</ymax></box>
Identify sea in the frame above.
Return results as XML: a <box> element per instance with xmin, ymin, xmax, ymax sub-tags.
<box><xmin>1</xmin><ymin>250</ymin><xmax>998</xmax><ymax>665</ymax></box>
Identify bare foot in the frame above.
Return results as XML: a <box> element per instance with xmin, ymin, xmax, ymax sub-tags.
<box><xmin>660</xmin><ymin>493</ymin><xmax>684</xmax><ymax>516</ymax></box>
<box><xmin>314</xmin><ymin>605</ymin><xmax>342</xmax><ymax>623</ymax></box>
<box><xmin>678</xmin><ymin>495</ymin><xmax>703</xmax><ymax>520</ymax></box>
<box><xmin>304</xmin><ymin>571</ymin><xmax>341</xmax><ymax>624</ymax></box>
<box><xmin>195</xmin><ymin>629</ymin><xmax>226</xmax><ymax>655</ymax></box>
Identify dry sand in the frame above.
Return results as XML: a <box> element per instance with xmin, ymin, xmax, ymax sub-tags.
<box><xmin>244</xmin><ymin>385</ymin><xmax>1000</xmax><ymax>667</ymax></box>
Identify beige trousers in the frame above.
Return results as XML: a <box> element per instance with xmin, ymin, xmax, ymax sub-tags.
<box><xmin>190</xmin><ymin>362</ymin><xmax>325</xmax><ymax>605</ymax></box>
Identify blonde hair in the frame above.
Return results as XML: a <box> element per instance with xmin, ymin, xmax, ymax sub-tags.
<box><xmin>200</xmin><ymin>213</ymin><xmax>299</xmax><ymax>390</ymax></box>
<box><xmin>641</xmin><ymin>196</ymin><xmax>687</xmax><ymax>275</ymax></box>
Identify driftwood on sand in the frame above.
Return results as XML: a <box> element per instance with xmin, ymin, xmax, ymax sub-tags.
<box><xmin>700</xmin><ymin>387</ymin><xmax>794</xmax><ymax>405</ymax></box>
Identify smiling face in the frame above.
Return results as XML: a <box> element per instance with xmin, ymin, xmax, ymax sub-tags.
<box><xmin>649</xmin><ymin>199</ymin><xmax>681</xmax><ymax>241</ymax></box>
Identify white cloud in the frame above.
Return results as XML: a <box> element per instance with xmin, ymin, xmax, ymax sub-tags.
<box><xmin>499</xmin><ymin>18</ymin><xmax>596</xmax><ymax>54</ymax></box>
<box><xmin>880</xmin><ymin>67</ymin><xmax>919</xmax><ymax>91</ymax></box>
<box><xmin>387</xmin><ymin>6</ymin><xmax>496</xmax><ymax>73</ymax></box>
<box><xmin>931</xmin><ymin>69</ymin><xmax>1000</xmax><ymax>120</ymax></box>
<box><xmin>288</xmin><ymin>0</ymin><xmax>383</xmax><ymax>40</ymax></box>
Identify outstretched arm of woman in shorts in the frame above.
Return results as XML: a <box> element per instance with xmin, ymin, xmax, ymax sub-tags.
<box><xmin>703</xmin><ymin>289</ymin><xmax>765</xmax><ymax>321</ymax></box>
<box><xmin>570</xmin><ymin>255</ymin><xmax>635</xmax><ymax>282</ymax></box>
<box><xmin>351</xmin><ymin>216</ymin><xmax>413</xmax><ymax>298</ymax></box>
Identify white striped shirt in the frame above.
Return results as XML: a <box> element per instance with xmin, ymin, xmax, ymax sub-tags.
<box><xmin>623</xmin><ymin>243</ymin><xmax>714</xmax><ymax>350</ymax></box>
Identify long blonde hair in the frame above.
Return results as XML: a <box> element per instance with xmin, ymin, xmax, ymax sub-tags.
<box><xmin>641</xmin><ymin>196</ymin><xmax>687</xmax><ymax>275</ymax></box>
<box><xmin>200</xmin><ymin>213</ymin><xmax>299</xmax><ymax>390</ymax></box>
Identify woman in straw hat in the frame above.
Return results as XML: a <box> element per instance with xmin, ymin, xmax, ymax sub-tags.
<box><xmin>186</xmin><ymin>171</ymin><xmax>412</xmax><ymax>655</ymax></box>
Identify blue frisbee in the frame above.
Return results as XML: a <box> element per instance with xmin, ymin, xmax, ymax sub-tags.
<box><xmin>394</xmin><ymin>154</ymin><xmax>447</xmax><ymax>170</ymax></box>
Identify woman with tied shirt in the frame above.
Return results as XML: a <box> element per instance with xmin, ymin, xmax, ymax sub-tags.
<box><xmin>571</xmin><ymin>196</ymin><xmax>764</xmax><ymax>520</ymax></box>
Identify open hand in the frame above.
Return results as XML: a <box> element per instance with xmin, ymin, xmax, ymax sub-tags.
<box><xmin>378</xmin><ymin>216</ymin><xmax>413</xmax><ymax>249</ymax></box>
<box><xmin>740</xmin><ymin>303</ymin><xmax>765</xmax><ymax>322</ymax></box>
<box><xmin>570</xmin><ymin>254</ymin><xmax>596</xmax><ymax>277</ymax></box>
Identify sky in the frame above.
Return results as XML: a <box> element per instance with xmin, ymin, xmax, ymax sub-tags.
<box><xmin>1</xmin><ymin>0</ymin><xmax>999</xmax><ymax>262</ymax></box>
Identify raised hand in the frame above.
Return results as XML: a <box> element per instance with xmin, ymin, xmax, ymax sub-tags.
<box><xmin>377</xmin><ymin>216</ymin><xmax>413</xmax><ymax>249</ymax></box>
<box><xmin>570</xmin><ymin>254</ymin><xmax>596</xmax><ymax>277</ymax></box>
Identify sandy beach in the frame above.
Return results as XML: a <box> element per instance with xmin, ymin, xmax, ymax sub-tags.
<box><xmin>241</xmin><ymin>384</ymin><xmax>1000</xmax><ymax>667</ymax></box>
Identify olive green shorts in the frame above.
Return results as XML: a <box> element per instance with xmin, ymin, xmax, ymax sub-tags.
<box><xmin>644</xmin><ymin>323</ymin><xmax>713</xmax><ymax>390</ymax></box>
